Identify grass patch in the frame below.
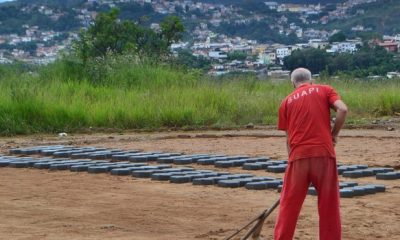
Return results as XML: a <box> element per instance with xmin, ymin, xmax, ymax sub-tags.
<box><xmin>0</xmin><ymin>59</ymin><xmax>399</xmax><ymax>135</ymax></box>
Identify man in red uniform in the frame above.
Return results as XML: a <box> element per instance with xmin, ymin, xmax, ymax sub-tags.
<box><xmin>274</xmin><ymin>68</ymin><xmax>348</xmax><ymax>240</ymax></box>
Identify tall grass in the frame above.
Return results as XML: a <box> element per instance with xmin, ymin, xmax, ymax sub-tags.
<box><xmin>0</xmin><ymin>57</ymin><xmax>399</xmax><ymax>135</ymax></box>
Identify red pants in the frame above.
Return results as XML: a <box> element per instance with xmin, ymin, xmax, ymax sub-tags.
<box><xmin>274</xmin><ymin>157</ymin><xmax>341</xmax><ymax>240</ymax></box>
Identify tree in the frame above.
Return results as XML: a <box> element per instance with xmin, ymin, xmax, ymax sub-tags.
<box><xmin>73</xmin><ymin>8</ymin><xmax>184</xmax><ymax>63</ymax></box>
<box><xmin>227</xmin><ymin>51</ymin><xmax>247</xmax><ymax>61</ymax></box>
<box><xmin>160</xmin><ymin>15</ymin><xmax>184</xmax><ymax>45</ymax></box>
<box><xmin>329</xmin><ymin>32</ymin><xmax>346</xmax><ymax>43</ymax></box>
<box><xmin>284</xmin><ymin>44</ymin><xmax>400</xmax><ymax>76</ymax></box>
<box><xmin>175</xmin><ymin>49</ymin><xmax>211</xmax><ymax>70</ymax></box>
<box><xmin>327</xmin><ymin>53</ymin><xmax>354</xmax><ymax>74</ymax></box>
<box><xmin>284</xmin><ymin>48</ymin><xmax>330</xmax><ymax>74</ymax></box>
<box><xmin>73</xmin><ymin>8</ymin><xmax>138</xmax><ymax>62</ymax></box>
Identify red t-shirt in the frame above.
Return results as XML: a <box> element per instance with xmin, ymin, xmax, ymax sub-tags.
<box><xmin>278</xmin><ymin>83</ymin><xmax>340</xmax><ymax>161</ymax></box>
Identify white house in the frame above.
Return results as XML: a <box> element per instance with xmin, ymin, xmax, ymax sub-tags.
<box><xmin>209</xmin><ymin>51</ymin><xmax>228</xmax><ymax>59</ymax></box>
<box><xmin>387</xmin><ymin>72</ymin><xmax>400</xmax><ymax>79</ymax></box>
<box><xmin>264</xmin><ymin>2</ymin><xmax>278</xmax><ymax>10</ymax></box>
<box><xmin>308</xmin><ymin>39</ymin><xmax>329</xmax><ymax>49</ymax></box>
<box><xmin>328</xmin><ymin>40</ymin><xmax>361</xmax><ymax>53</ymax></box>
<box><xmin>275</xmin><ymin>47</ymin><xmax>291</xmax><ymax>59</ymax></box>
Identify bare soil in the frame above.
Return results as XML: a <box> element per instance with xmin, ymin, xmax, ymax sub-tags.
<box><xmin>0</xmin><ymin>129</ymin><xmax>399</xmax><ymax>240</ymax></box>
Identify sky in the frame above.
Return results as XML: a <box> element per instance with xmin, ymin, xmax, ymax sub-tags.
<box><xmin>0</xmin><ymin>0</ymin><xmax>15</xmax><ymax>2</ymax></box>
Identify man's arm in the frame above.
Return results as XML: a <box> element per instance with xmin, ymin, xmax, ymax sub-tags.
<box><xmin>285</xmin><ymin>132</ymin><xmax>290</xmax><ymax>155</ymax></box>
<box><xmin>331</xmin><ymin>100</ymin><xmax>348</xmax><ymax>144</ymax></box>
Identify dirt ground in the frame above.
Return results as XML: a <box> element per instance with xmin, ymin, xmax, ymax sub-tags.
<box><xmin>0</xmin><ymin>129</ymin><xmax>399</xmax><ymax>240</ymax></box>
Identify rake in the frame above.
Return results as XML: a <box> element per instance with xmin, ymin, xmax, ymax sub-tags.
<box><xmin>225</xmin><ymin>198</ymin><xmax>280</xmax><ymax>240</ymax></box>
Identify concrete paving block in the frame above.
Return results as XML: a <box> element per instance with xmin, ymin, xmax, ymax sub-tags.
<box><xmin>376</xmin><ymin>172</ymin><xmax>400</xmax><ymax>180</ymax></box>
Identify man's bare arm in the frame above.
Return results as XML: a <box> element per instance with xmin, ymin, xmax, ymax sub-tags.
<box><xmin>331</xmin><ymin>100</ymin><xmax>348</xmax><ymax>144</ymax></box>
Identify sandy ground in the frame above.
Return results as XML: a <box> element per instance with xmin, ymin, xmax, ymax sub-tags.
<box><xmin>0</xmin><ymin>129</ymin><xmax>399</xmax><ymax>240</ymax></box>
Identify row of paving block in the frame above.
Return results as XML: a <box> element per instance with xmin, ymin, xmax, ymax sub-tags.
<box><xmin>0</xmin><ymin>155</ymin><xmax>284</xmax><ymax>191</ymax></box>
<box><xmin>339</xmin><ymin>165</ymin><xmax>398</xmax><ymax>180</ymax></box>
<box><xmin>9</xmin><ymin>145</ymin><xmax>289</xmax><ymax>173</ymax></box>
<box><xmin>306</xmin><ymin>183</ymin><xmax>386</xmax><ymax>198</ymax></box>
<box><xmin>275</xmin><ymin>183</ymin><xmax>386</xmax><ymax>198</ymax></box>
<box><xmin>0</xmin><ymin>155</ymin><xmax>388</xmax><ymax>198</ymax></box>
<box><xmin>8</xmin><ymin>145</ymin><xmax>400</xmax><ymax>180</ymax></box>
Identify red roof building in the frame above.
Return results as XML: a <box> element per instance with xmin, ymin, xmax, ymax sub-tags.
<box><xmin>377</xmin><ymin>41</ymin><xmax>399</xmax><ymax>52</ymax></box>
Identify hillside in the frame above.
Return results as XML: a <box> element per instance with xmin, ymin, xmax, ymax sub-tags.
<box><xmin>200</xmin><ymin>0</ymin><xmax>346</xmax><ymax>4</ymax></box>
<box><xmin>0</xmin><ymin>0</ymin><xmax>163</xmax><ymax>35</ymax></box>
<box><xmin>322</xmin><ymin>0</ymin><xmax>400</xmax><ymax>35</ymax></box>
<box><xmin>0</xmin><ymin>0</ymin><xmax>398</xmax><ymax>61</ymax></box>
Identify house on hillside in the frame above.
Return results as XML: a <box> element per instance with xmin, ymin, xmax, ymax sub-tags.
<box><xmin>377</xmin><ymin>41</ymin><xmax>399</xmax><ymax>53</ymax></box>
<box><xmin>275</xmin><ymin>47</ymin><xmax>292</xmax><ymax>65</ymax></box>
<box><xmin>264</xmin><ymin>2</ymin><xmax>278</xmax><ymax>10</ymax></box>
<box><xmin>387</xmin><ymin>72</ymin><xmax>400</xmax><ymax>79</ymax></box>
<box><xmin>308</xmin><ymin>39</ymin><xmax>329</xmax><ymax>49</ymax></box>
<box><xmin>327</xmin><ymin>40</ymin><xmax>362</xmax><ymax>53</ymax></box>
<box><xmin>258</xmin><ymin>50</ymin><xmax>276</xmax><ymax>65</ymax></box>
<box><xmin>276</xmin><ymin>47</ymin><xmax>291</xmax><ymax>59</ymax></box>
<box><xmin>208</xmin><ymin>50</ymin><xmax>228</xmax><ymax>60</ymax></box>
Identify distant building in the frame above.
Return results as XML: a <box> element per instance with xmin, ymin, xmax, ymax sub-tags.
<box><xmin>264</xmin><ymin>2</ymin><xmax>278</xmax><ymax>10</ymax></box>
<box><xmin>150</xmin><ymin>23</ymin><xmax>160</xmax><ymax>31</ymax></box>
<box><xmin>268</xmin><ymin>70</ymin><xmax>290</xmax><ymax>78</ymax></box>
<box><xmin>308</xmin><ymin>39</ymin><xmax>329</xmax><ymax>49</ymax></box>
<box><xmin>276</xmin><ymin>47</ymin><xmax>291</xmax><ymax>59</ymax></box>
<box><xmin>295</xmin><ymin>28</ymin><xmax>303</xmax><ymax>38</ymax></box>
<box><xmin>258</xmin><ymin>50</ymin><xmax>276</xmax><ymax>65</ymax></box>
<box><xmin>171</xmin><ymin>42</ymin><xmax>189</xmax><ymax>51</ymax></box>
<box><xmin>387</xmin><ymin>72</ymin><xmax>400</xmax><ymax>79</ymax></box>
<box><xmin>328</xmin><ymin>40</ymin><xmax>361</xmax><ymax>53</ymax></box>
<box><xmin>377</xmin><ymin>41</ymin><xmax>399</xmax><ymax>53</ymax></box>
<box><xmin>351</xmin><ymin>25</ymin><xmax>364</xmax><ymax>31</ymax></box>
<box><xmin>209</xmin><ymin>51</ymin><xmax>228</xmax><ymax>59</ymax></box>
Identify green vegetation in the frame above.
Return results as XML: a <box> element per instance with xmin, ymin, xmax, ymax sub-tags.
<box><xmin>0</xmin><ymin>1</ymin><xmax>81</xmax><ymax>35</ymax></box>
<box><xmin>74</xmin><ymin>9</ymin><xmax>184</xmax><ymax>64</ymax></box>
<box><xmin>174</xmin><ymin>49</ymin><xmax>211</xmax><ymax>70</ymax></box>
<box><xmin>284</xmin><ymin>46</ymin><xmax>400</xmax><ymax>77</ymax></box>
<box><xmin>227</xmin><ymin>51</ymin><xmax>248</xmax><ymax>61</ymax></box>
<box><xmin>213</xmin><ymin>20</ymin><xmax>300</xmax><ymax>45</ymax></box>
<box><xmin>0</xmin><ymin>6</ymin><xmax>399</xmax><ymax>136</ymax></box>
<box><xmin>0</xmin><ymin>0</ymin><xmax>161</xmax><ymax>35</ymax></box>
<box><xmin>322</xmin><ymin>0</ymin><xmax>400</xmax><ymax>36</ymax></box>
<box><xmin>329</xmin><ymin>32</ymin><xmax>346</xmax><ymax>43</ymax></box>
<box><xmin>0</xmin><ymin>57</ymin><xmax>399</xmax><ymax>135</ymax></box>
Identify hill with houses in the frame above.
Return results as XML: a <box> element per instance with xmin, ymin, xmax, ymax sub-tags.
<box><xmin>0</xmin><ymin>0</ymin><xmax>398</xmax><ymax>76</ymax></box>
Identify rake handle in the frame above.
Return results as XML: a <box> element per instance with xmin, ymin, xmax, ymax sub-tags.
<box><xmin>225</xmin><ymin>198</ymin><xmax>280</xmax><ymax>240</ymax></box>
<box><xmin>241</xmin><ymin>198</ymin><xmax>280</xmax><ymax>240</ymax></box>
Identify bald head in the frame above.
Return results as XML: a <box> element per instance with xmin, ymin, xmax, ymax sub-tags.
<box><xmin>291</xmin><ymin>68</ymin><xmax>312</xmax><ymax>87</ymax></box>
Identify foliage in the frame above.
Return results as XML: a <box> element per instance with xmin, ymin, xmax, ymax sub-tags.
<box><xmin>160</xmin><ymin>15</ymin><xmax>185</xmax><ymax>45</ymax></box>
<box><xmin>329</xmin><ymin>32</ymin><xmax>346</xmax><ymax>43</ymax></box>
<box><xmin>199</xmin><ymin>0</ymin><xmax>346</xmax><ymax>4</ymax></box>
<box><xmin>74</xmin><ymin>8</ymin><xmax>139</xmax><ymax>62</ymax></box>
<box><xmin>227</xmin><ymin>51</ymin><xmax>247</xmax><ymax>61</ymax></box>
<box><xmin>320</xmin><ymin>0</ymin><xmax>400</xmax><ymax>35</ymax></box>
<box><xmin>0</xmin><ymin>2</ymin><xmax>81</xmax><ymax>35</ymax></box>
<box><xmin>73</xmin><ymin>8</ymin><xmax>184</xmax><ymax>64</ymax></box>
<box><xmin>284</xmin><ymin>45</ymin><xmax>400</xmax><ymax>76</ymax></box>
<box><xmin>283</xmin><ymin>48</ymin><xmax>330</xmax><ymax>74</ymax></box>
<box><xmin>174</xmin><ymin>49</ymin><xmax>211</xmax><ymax>71</ymax></box>
<box><xmin>116</xmin><ymin>2</ymin><xmax>164</xmax><ymax>24</ymax></box>
<box><xmin>0</xmin><ymin>59</ymin><xmax>399</xmax><ymax>135</ymax></box>
<box><xmin>213</xmin><ymin>20</ymin><xmax>300</xmax><ymax>44</ymax></box>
